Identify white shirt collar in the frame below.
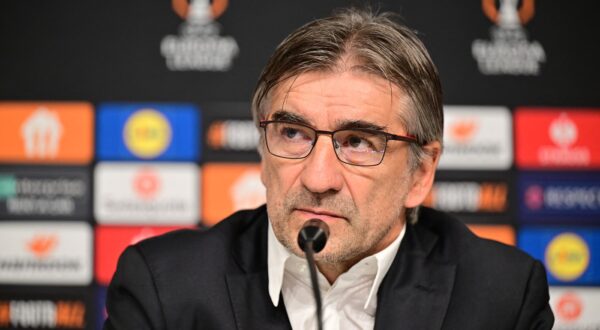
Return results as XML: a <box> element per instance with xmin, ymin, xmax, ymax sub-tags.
<box><xmin>267</xmin><ymin>220</ymin><xmax>406</xmax><ymax>309</ymax></box>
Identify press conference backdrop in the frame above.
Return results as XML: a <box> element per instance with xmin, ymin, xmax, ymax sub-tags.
<box><xmin>0</xmin><ymin>0</ymin><xmax>599</xmax><ymax>329</ymax></box>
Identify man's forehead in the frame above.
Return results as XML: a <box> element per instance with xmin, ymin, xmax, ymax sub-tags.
<box><xmin>277</xmin><ymin>68</ymin><xmax>395</xmax><ymax>94</ymax></box>
<box><xmin>263</xmin><ymin>70</ymin><xmax>409</xmax><ymax>126</ymax></box>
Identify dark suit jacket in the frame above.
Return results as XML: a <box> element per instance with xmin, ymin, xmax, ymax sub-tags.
<box><xmin>104</xmin><ymin>205</ymin><xmax>554</xmax><ymax>329</ymax></box>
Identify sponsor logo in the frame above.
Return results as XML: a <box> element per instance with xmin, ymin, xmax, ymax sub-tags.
<box><xmin>556</xmin><ymin>292</ymin><xmax>582</xmax><ymax>322</ymax></box>
<box><xmin>21</xmin><ymin>108</ymin><xmax>63</xmax><ymax>159</ymax></box>
<box><xmin>438</xmin><ymin>106</ymin><xmax>512</xmax><ymax>170</ymax></box>
<box><xmin>515</xmin><ymin>109</ymin><xmax>599</xmax><ymax>169</ymax></box>
<box><xmin>0</xmin><ymin>103</ymin><xmax>93</xmax><ymax>164</ymax></box>
<box><xmin>0</xmin><ymin>222</ymin><xmax>92</xmax><ymax>285</ymax></box>
<box><xmin>468</xmin><ymin>225</ymin><xmax>515</xmax><ymax>245</ymax></box>
<box><xmin>202</xmin><ymin>163</ymin><xmax>265</xmax><ymax>226</ymax></box>
<box><xmin>424</xmin><ymin>181</ymin><xmax>508</xmax><ymax>213</ymax></box>
<box><xmin>160</xmin><ymin>0</ymin><xmax>239</xmax><ymax>71</ymax></box>
<box><xmin>519</xmin><ymin>173</ymin><xmax>600</xmax><ymax>223</ymax></box>
<box><xmin>550</xmin><ymin>113</ymin><xmax>578</xmax><ymax>148</ymax></box>
<box><xmin>95</xmin><ymin>226</ymin><xmax>187</xmax><ymax>285</ymax></box>
<box><xmin>524</xmin><ymin>185</ymin><xmax>600</xmax><ymax>211</ymax></box>
<box><xmin>472</xmin><ymin>0</ymin><xmax>545</xmax><ymax>75</ymax></box>
<box><xmin>94</xmin><ymin>163</ymin><xmax>199</xmax><ymax>224</ymax></box>
<box><xmin>0</xmin><ymin>299</ymin><xmax>85</xmax><ymax>329</ymax></box>
<box><xmin>97</xmin><ymin>104</ymin><xmax>199</xmax><ymax>161</ymax></box>
<box><xmin>545</xmin><ymin>233</ymin><xmax>590</xmax><ymax>282</ymax></box>
<box><xmin>550</xmin><ymin>287</ymin><xmax>600</xmax><ymax>327</ymax></box>
<box><xmin>123</xmin><ymin>109</ymin><xmax>172</xmax><ymax>159</ymax></box>
<box><xmin>27</xmin><ymin>235</ymin><xmax>58</xmax><ymax>259</ymax></box>
<box><xmin>538</xmin><ymin>113</ymin><xmax>590</xmax><ymax>166</ymax></box>
<box><xmin>520</xmin><ymin>229</ymin><xmax>600</xmax><ymax>285</ymax></box>
<box><xmin>0</xmin><ymin>169</ymin><xmax>89</xmax><ymax>218</ymax></box>
<box><xmin>132</xmin><ymin>168</ymin><xmax>161</xmax><ymax>200</ymax></box>
<box><xmin>449</xmin><ymin>120</ymin><xmax>477</xmax><ymax>144</ymax></box>
<box><xmin>524</xmin><ymin>184</ymin><xmax>544</xmax><ymax>210</ymax></box>
<box><xmin>207</xmin><ymin>119</ymin><xmax>260</xmax><ymax>151</ymax></box>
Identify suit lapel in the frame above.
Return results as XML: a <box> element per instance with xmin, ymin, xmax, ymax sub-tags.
<box><xmin>226</xmin><ymin>272</ymin><xmax>291</xmax><ymax>330</ymax></box>
<box><xmin>225</xmin><ymin>208</ymin><xmax>292</xmax><ymax>330</ymax></box>
<box><xmin>374</xmin><ymin>221</ymin><xmax>456</xmax><ymax>330</ymax></box>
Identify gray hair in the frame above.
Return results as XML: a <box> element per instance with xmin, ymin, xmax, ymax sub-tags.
<box><xmin>252</xmin><ymin>7</ymin><xmax>444</xmax><ymax>223</ymax></box>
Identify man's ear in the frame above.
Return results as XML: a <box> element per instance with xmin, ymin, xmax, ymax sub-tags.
<box><xmin>404</xmin><ymin>141</ymin><xmax>442</xmax><ymax>208</ymax></box>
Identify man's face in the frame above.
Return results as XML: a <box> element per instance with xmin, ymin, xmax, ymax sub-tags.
<box><xmin>260</xmin><ymin>68</ymin><xmax>435</xmax><ymax>265</ymax></box>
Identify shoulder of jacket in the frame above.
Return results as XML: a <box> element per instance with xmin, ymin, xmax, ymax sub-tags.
<box><xmin>417</xmin><ymin>207</ymin><xmax>537</xmax><ymax>268</ymax></box>
<box><xmin>133</xmin><ymin>205</ymin><xmax>268</xmax><ymax>262</ymax></box>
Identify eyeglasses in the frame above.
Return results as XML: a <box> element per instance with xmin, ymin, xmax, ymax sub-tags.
<box><xmin>259</xmin><ymin>120</ymin><xmax>421</xmax><ymax>166</ymax></box>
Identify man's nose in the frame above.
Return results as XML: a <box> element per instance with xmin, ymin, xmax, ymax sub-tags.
<box><xmin>299</xmin><ymin>135</ymin><xmax>344</xmax><ymax>194</ymax></box>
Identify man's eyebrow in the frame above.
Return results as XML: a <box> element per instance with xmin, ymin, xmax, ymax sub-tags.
<box><xmin>269</xmin><ymin>110</ymin><xmax>312</xmax><ymax>125</ymax></box>
<box><xmin>268</xmin><ymin>111</ymin><xmax>386</xmax><ymax>131</ymax></box>
<box><xmin>336</xmin><ymin>120</ymin><xmax>387</xmax><ymax>131</ymax></box>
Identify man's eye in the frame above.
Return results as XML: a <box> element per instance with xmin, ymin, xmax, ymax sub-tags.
<box><xmin>278</xmin><ymin>125</ymin><xmax>311</xmax><ymax>141</ymax></box>
<box><xmin>342</xmin><ymin>135</ymin><xmax>375</xmax><ymax>151</ymax></box>
<box><xmin>337</xmin><ymin>130</ymin><xmax>387</xmax><ymax>153</ymax></box>
<box><xmin>348</xmin><ymin>136</ymin><xmax>365</xmax><ymax>148</ymax></box>
<box><xmin>282</xmin><ymin>127</ymin><xmax>299</xmax><ymax>138</ymax></box>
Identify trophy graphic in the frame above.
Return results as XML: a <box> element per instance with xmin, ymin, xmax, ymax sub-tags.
<box><xmin>498</xmin><ymin>0</ymin><xmax>520</xmax><ymax>28</ymax></box>
<box><xmin>172</xmin><ymin>0</ymin><xmax>228</xmax><ymax>24</ymax></box>
<box><xmin>482</xmin><ymin>0</ymin><xmax>535</xmax><ymax>29</ymax></box>
<box><xmin>187</xmin><ymin>0</ymin><xmax>212</xmax><ymax>25</ymax></box>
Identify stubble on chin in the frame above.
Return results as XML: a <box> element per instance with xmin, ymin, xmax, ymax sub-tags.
<box><xmin>268</xmin><ymin>176</ymin><xmax>409</xmax><ymax>266</ymax></box>
<box><xmin>268</xmin><ymin>188</ymin><xmax>365</xmax><ymax>262</ymax></box>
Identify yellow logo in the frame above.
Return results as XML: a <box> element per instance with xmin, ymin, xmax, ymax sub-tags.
<box><xmin>545</xmin><ymin>233</ymin><xmax>590</xmax><ymax>281</ymax></box>
<box><xmin>123</xmin><ymin>109</ymin><xmax>172</xmax><ymax>159</ymax></box>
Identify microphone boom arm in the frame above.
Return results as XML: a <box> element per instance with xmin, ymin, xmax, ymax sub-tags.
<box><xmin>297</xmin><ymin>219</ymin><xmax>330</xmax><ymax>330</ymax></box>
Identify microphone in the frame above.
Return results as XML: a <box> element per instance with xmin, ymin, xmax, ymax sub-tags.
<box><xmin>298</xmin><ymin>219</ymin><xmax>329</xmax><ymax>253</ymax></box>
<box><xmin>297</xmin><ymin>219</ymin><xmax>329</xmax><ymax>330</ymax></box>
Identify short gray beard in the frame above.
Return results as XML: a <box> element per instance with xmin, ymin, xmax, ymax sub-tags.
<box><xmin>270</xmin><ymin>182</ymin><xmax>406</xmax><ymax>265</ymax></box>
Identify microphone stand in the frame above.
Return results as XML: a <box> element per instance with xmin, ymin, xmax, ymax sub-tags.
<box><xmin>298</xmin><ymin>219</ymin><xmax>329</xmax><ymax>330</ymax></box>
<box><xmin>304</xmin><ymin>240</ymin><xmax>324</xmax><ymax>330</ymax></box>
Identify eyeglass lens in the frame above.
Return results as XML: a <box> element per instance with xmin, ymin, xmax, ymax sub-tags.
<box><xmin>264</xmin><ymin>121</ymin><xmax>387</xmax><ymax>166</ymax></box>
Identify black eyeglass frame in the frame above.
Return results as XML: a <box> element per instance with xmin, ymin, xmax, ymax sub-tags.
<box><xmin>259</xmin><ymin>120</ymin><xmax>423</xmax><ymax>166</ymax></box>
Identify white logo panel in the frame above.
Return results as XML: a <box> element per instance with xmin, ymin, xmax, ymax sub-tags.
<box><xmin>550</xmin><ymin>287</ymin><xmax>600</xmax><ymax>328</ymax></box>
<box><xmin>95</xmin><ymin>162</ymin><xmax>199</xmax><ymax>224</ymax></box>
<box><xmin>438</xmin><ymin>106</ymin><xmax>512</xmax><ymax>170</ymax></box>
<box><xmin>0</xmin><ymin>222</ymin><xmax>92</xmax><ymax>285</ymax></box>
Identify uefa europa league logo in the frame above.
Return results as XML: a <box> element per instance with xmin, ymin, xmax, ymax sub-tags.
<box><xmin>161</xmin><ymin>0</ymin><xmax>239</xmax><ymax>71</ymax></box>
<box><xmin>472</xmin><ymin>0</ymin><xmax>545</xmax><ymax>75</ymax></box>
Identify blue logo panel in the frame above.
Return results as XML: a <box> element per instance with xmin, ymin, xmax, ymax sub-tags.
<box><xmin>518</xmin><ymin>227</ymin><xmax>600</xmax><ymax>285</ymax></box>
<box><xmin>96</xmin><ymin>103</ymin><xmax>200</xmax><ymax>161</ymax></box>
<box><xmin>96</xmin><ymin>285</ymin><xmax>108</xmax><ymax>329</ymax></box>
<box><xmin>518</xmin><ymin>172</ymin><xmax>600</xmax><ymax>224</ymax></box>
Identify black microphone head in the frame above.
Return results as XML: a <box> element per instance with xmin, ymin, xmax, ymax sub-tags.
<box><xmin>297</xmin><ymin>219</ymin><xmax>330</xmax><ymax>253</ymax></box>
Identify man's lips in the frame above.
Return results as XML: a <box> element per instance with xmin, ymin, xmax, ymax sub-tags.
<box><xmin>294</xmin><ymin>208</ymin><xmax>347</xmax><ymax>222</ymax></box>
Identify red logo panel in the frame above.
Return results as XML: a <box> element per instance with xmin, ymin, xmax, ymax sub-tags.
<box><xmin>95</xmin><ymin>226</ymin><xmax>190</xmax><ymax>285</ymax></box>
<box><xmin>515</xmin><ymin>109</ymin><xmax>600</xmax><ymax>169</ymax></box>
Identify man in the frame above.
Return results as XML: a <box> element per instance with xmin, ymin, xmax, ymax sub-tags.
<box><xmin>105</xmin><ymin>8</ymin><xmax>554</xmax><ymax>330</ymax></box>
